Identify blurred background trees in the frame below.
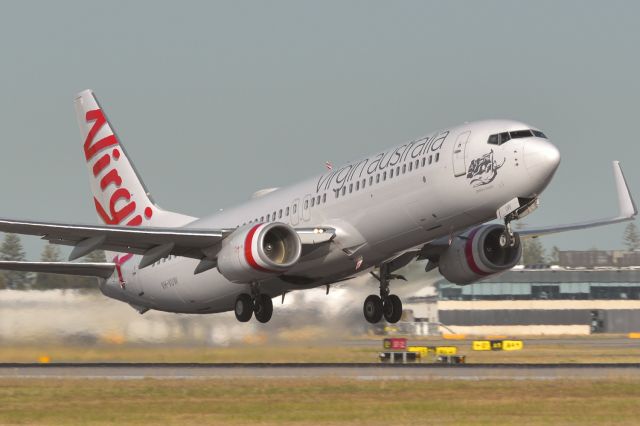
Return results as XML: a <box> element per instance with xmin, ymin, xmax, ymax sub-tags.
<box><xmin>0</xmin><ymin>233</ymin><xmax>28</xmax><ymax>289</ymax></box>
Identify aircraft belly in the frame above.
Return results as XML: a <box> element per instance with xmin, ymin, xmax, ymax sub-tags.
<box><xmin>278</xmin><ymin>242</ymin><xmax>354</xmax><ymax>285</ymax></box>
<box><xmin>124</xmin><ymin>258</ymin><xmax>244</xmax><ymax>314</ymax></box>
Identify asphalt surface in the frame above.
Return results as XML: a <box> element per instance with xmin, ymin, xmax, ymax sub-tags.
<box><xmin>1</xmin><ymin>363</ymin><xmax>640</xmax><ymax>379</ymax></box>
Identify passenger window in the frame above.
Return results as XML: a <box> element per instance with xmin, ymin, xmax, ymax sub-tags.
<box><xmin>390</xmin><ymin>169</ymin><xmax>394</xmax><ymax>178</ymax></box>
<box><xmin>267</xmin><ymin>213</ymin><xmax>270</xmax><ymax>221</ymax></box>
<box><xmin>341</xmin><ymin>186</ymin><xmax>346</xmax><ymax>196</ymax></box>
<box><xmin>396</xmin><ymin>166</ymin><xmax>400</xmax><ymax>175</ymax></box>
<box><xmin>369</xmin><ymin>176</ymin><xmax>373</xmax><ymax>185</ymax></box>
<box><xmin>356</xmin><ymin>181</ymin><xmax>360</xmax><ymax>191</ymax></box>
<box><xmin>293</xmin><ymin>204</ymin><xmax>297</xmax><ymax>214</ymax></box>
<box><xmin>421</xmin><ymin>158</ymin><xmax>425</xmax><ymax>167</ymax></box>
<box><xmin>383</xmin><ymin>171</ymin><xmax>387</xmax><ymax>180</ymax></box>
<box><xmin>402</xmin><ymin>164</ymin><xmax>406</xmax><ymax>174</ymax></box>
<box><xmin>322</xmin><ymin>194</ymin><xmax>326</xmax><ymax>203</ymax></box>
<box><xmin>316</xmin><ymin>195</ymin><xmax>320</xmax><ymax>204</ymax></box>
<box><xmin>311</xmin><ymin>197</ymin><xmax>315</xmax><ymax>207</ymax></box>
<box><xmin>286</xmin><ymin>207</ymin><xmax>290</xmax><ymax>216</ymax></box>
<box><xmin>435</xmin><ymin>153</ymin><xmax>440</xmax><ymax>162</ymax></box>
<box><xmin>260</xmin><ymin>216</ymin><xmax>264</xmax><ymax>222</ymax></box>
<box><xmin>409</xmin><ymin>162</ymin><xmax>413</xmax><ymax>172</ymax></box>
<box><xmin>349</xmin><ymin>183</ymin><xmax>353</xmax><ymax>193</ymax></box>
<box><xmin>361</xmin><ymin>179</ymin><xmax>366</xmax><ymax>189</ymax></box>
<box><xmin>335</xmin><ymin>189</ymin><xmax>339</xmax><ymax>198</ymax></box>
<box><xmin>376</xmin><ymin>174</ymin><xmax>380</xmax><ymax>183</ymax></box>
<box><xmin>415</xmin><ymin>159</ymin><xmax>419</xmax><ymax>169</ymax></box>
<box><xmin>304</xmin><ymin>200</ymin><xmax>308</xmax><ymax>209</ymax></box>
<box><xmin>488</xmin><ymin>134</ymin><xmax>499</xmax><ymax>145</ymax></box>
<box><xmin>428</xmin><ymin>155</ymin><xmax>432</xmax><ymax>165</ymax></box>
<box><xmin>278</xmin><ymin>210</ymin><xmax>282</xmax><ymax>219</ymax></box>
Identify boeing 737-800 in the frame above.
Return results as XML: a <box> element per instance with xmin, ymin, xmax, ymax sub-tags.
<box><xmin>0</xmin><ymin>90</ymin><xmax>635</xmax><ymax>324</ymax></box>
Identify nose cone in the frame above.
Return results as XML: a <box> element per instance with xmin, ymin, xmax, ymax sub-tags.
<box><xmin>524</xmin><ymin>139</ymin><xmax>561</xmax><ymax>178</ymax></box>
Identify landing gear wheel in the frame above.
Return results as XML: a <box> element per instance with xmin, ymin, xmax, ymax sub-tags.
<box><xmin>383</xmin><ymin>294</ymin><xmax>403</xmax><ymax>323</ymax></box>
<box><xmin>235</xmin><ymin>294</ymin><xmax>253</xmax><ymax>322</ymax></box>
<box><xmin>363</xmin><ymin>295</ymin><xmax>383</xmax><ymax>324</ymax></box>
<box><xmin>254</xmin><ymin>294</ymin><xmax>273</xmax><ymax>323</ymax></box>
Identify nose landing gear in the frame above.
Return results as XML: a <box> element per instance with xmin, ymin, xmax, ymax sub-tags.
<box><xmin>501</xmin><ymin>218</ymin><xmax>516</xmax><ymax>248</ymax></box>
<box><xmin>498</xmin><ymin>197</ymin><xmax>539</xmax><ymax>248</ymax></box>
<box><xmin>363</xmin><ymin>264</ymin><xmax>405</xmax><ymax>324</ymax></box>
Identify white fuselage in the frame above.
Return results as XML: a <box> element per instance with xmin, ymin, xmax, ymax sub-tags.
<box><xmin>99</xmin><ymin>119</ymin><xmax>560</xmax><ymax>314</ymax></box>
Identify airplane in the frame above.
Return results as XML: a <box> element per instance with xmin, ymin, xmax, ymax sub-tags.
<box><xmin>0</xmin><ymin>90</ymin><xmax>635</xmax><ymax>324</ymax></box>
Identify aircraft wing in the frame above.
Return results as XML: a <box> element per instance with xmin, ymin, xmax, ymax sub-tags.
<box><xmin>518</xmin><ymin>161</ymin><xmax>637</xmax><ymax>238</ymax></box>
<box><xmin>0</xmin><ymin>219</ymin><xmax>336</xmax><ymax>272</ymax></box>
<box><xmin>0</xmin><ymin>261</ymin><xmax>115</xmax><ymax>279</ymax></box>
<box><xmin>0</xmin><ymin>218</ymin><xmax>233</xmax><ymax>260</ymax></box>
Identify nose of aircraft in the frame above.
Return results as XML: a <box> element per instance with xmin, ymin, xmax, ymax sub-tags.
<box><xmin>523</xmin><ymin>138</ymin><xmax>561</xmax><ymax>178</ymax></box>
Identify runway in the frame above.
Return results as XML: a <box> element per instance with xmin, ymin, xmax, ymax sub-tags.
<box><xmin>1</xmin><ymin>363</ymin><xmax>640</xmax><ymax>380</ymax></box>
<box><xmin>345</xmin><ymin>337</ymin><xmax>640</xmax><ymax>348</ymax></box>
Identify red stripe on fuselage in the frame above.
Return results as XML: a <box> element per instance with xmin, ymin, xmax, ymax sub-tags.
<box><xmin>244</xmin><ymin>224</ymin><xmax>276</xmax><ymax>273</ymax></box>
<box><xmin>464</xmin><ymin>228</ymin><xmax>490</xmax><ymax>277</ymax></box>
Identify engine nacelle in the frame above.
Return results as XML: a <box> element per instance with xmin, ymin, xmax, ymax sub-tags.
<box><xmin>217</xmin><ymin>222</ymin><xmax>302</xmax><ymax>283</ymax></box>
<box><xmin>438</xmin><ymin>224</ymin><xmax>522</xmax><ymax>285</ymax></box>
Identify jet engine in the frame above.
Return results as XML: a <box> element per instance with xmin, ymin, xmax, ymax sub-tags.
<box><xmin>438</xmin><ymin>224</ymin><xmax>522</xmax><ymax>285</ymax></box>
<box><xmin>217</xmin><ymin>222</ymin><xmax>302</xmax><ymax>283</ymax></box>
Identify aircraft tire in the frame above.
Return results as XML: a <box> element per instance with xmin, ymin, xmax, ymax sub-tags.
<box><xmin>235</xmin><ymin>294</ymin><xmax>253</xmax><ymax>322</ymax></box>
<box><xmin>363</xmin><ymin>294</ymin><xmax>383</xmax><ymax>323</ymax></box>
<box><xmin>254</xmin><ymin>294</ymin><xmax>273</xmax><ymax>323</ymax></box>
<box><xmin>383</xmin><ymin>294</ymin><xmax>403</xmax><ymax>323</ymax></box>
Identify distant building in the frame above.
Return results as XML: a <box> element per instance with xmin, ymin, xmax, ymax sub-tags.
<box><xmin>558</xmin><ymin>249</ymin><xmax>640</xmax><ymax>268</ymax></box>
<box><xmin>438</xmin><ymin>268</ymin><xmax>640</xmax><ymax>301</ymax></box>
<box><xmin>436</xmin><ymin>263</ymin><xmax>640</xmax><ymax>335</ymax></box>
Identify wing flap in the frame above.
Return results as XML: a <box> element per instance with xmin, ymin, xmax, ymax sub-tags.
<box><xmin>0</xmin><ymin>261</ymin><xmax>116</xmax><ymax>279</ymax></box>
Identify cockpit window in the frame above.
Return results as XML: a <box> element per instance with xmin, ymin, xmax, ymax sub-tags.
<box><xmin>487</xmin><ymin>128</ymin><xmax>547</xmax><ymax>145</ymax></box>
<box><xmin>510</xmin><ymin>130</ymin><xmax>533</xmax><ymax>139</ymax></box>
<box><xmin>498</xmin><ymin>132</ymin><xmax>511</xmax><ymax>144</ymax></box>
<box><xmin>532</xmin><ymin>130</ymin><xmax>547</xmax><ymax>139</ymax></box>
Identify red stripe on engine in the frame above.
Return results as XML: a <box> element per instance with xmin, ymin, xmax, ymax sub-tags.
<box><xmin>244</xmin><ymin>224</ymin><xmax>276</xmax><ymax>273</ymax></box>
<box><xmin>464</xmin><ymin>228</ymin><xmax>490</xmax><ymax>276</ymax></box>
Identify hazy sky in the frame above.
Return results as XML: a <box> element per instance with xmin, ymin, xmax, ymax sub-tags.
<box><xmin>0</xmin><ymin>1</ymin><xmax>639</xmax><ymax>257</ymax></box>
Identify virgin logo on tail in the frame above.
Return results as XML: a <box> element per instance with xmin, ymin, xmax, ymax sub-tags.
<box><xmin>83</xmin><ymin>109</ymin><xmax>153</xmax><ymax>227</ymax></box>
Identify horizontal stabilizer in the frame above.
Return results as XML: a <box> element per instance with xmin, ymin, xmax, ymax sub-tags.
<box><xmin>0</xmin><ymin>261</ymin><xmax>115</xmax><ymax>279</ymax></box>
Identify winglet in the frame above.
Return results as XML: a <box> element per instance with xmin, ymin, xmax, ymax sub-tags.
<box><xmin>517</xmin><ymin>161</ymin><xmax>637</xmax><ymax>238</ymax></box>
<box><xmin>613</xmin><ymin>161</ymin><xmax>637</xmax><ymax>219</ymax></box>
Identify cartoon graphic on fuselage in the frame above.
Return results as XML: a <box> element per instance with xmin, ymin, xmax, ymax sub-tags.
<box><xmin>467</xmin><ymin>150</ymin><xmax>505</xmax><ymax>187</ymax></box>
<box><xmin>0</xmin><ymin>90</ymin><xmax>635</xmax><ymax>325</ymax></box>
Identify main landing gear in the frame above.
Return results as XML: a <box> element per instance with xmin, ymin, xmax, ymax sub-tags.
<box><xmin>363</xmin><ymin>264</ymin><xmax>404</xmax><ymax>324</ymax></box>
<box><xmin>234</xmin><ymin>285</ymin><xmax>273</xmax><ymax>323</ymax></box>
